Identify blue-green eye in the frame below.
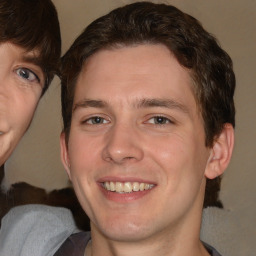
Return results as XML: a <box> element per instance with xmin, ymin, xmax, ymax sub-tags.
<box><xmin>16</xmin><ymin>68</ymin><xmax>39</xmax><ymax>83</ymax></box>
<box><xmin>148</xmin><ymin>116</ymin><xmax>171</xmax><ymax>124</ymax></box>
<box><xmin>85</xmin><ymin>116</ymin><xmax>108</xmax><ymax>124</ymax></box>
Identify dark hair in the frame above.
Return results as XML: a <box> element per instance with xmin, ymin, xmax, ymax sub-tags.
<box><xmin>0</xmin><ymin>0</ymin><xmax>61</xmax><ymax>93</ymax></box>
<box><xmin>61</xmin><ymin>1</ymin><xmax>235</xmax><ymax>207</ymax></box>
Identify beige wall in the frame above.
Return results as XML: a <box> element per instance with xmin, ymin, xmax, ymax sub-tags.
<box><xmin>3</xmin><ymin>0</ymin><xmax>256</xmax><ymax>249</ymax></box>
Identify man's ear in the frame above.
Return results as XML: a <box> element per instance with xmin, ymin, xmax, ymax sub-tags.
<box><xmin>60</xmin><ymin>132</ymin><xmax>71</xmax><ymax>180</ymax></box>
<box><xmin>205</xmin><ymin>123</ymin><xmax>235</xmax><ymax>179</ymax></box>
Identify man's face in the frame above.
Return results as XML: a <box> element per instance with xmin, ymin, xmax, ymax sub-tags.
<box><xmin>0</xmin><ymin>43</ymin><xmax>44</xmax><ymax>166</ymax></box>
<box><xmin>61</xmin><ymin>44</ymin><xmax>212</xmax><ymax>241</ymax></box>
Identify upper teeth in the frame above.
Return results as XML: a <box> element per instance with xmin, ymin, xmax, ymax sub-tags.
<box><xmin>103</xmin><ymin>181</ymin><xmax>154</xmax><ymax>193</ymax></box>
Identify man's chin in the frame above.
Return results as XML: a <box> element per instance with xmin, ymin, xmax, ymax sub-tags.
<box><xmin>92</xmin><ymin>219</ymin><xmax>155</xmax><ymax>242</ymax></box>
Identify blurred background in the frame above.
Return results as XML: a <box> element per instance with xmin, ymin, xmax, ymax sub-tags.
<box><xmin>2</xmin><ymin>0</ymin><xmax>255</xmax><ymax>253</ymax></box>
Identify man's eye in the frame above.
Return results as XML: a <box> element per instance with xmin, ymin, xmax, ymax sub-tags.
<box><xmin>16</xmin><ymin>68</ymin><xmax>39</xmax><ymax>83</ymax></box>
<box><xmin>148</xmin><ymin>116</ymin><xmax>171</xmax><ymax>125</ymax></box>
<box><xmin>85</xmin><ymin>116</ymin><xmax>108</xmax><ymax>124</ymax></box>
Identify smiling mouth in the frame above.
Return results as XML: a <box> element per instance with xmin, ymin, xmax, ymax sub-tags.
<box><xmin>103</xmin><ymin>181</ymin><xmax>155</xmax><ymax>193</ymax></box>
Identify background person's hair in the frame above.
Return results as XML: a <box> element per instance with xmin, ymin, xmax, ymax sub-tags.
<box><xmin>61</xmin><ymin>1</ymin><xmax>235</xmax><ymax>207</ymax></box>
<box><xmin>0</xmin><ymin>0</ymin><xmax>61</xmax><ymax>94</ymax></box>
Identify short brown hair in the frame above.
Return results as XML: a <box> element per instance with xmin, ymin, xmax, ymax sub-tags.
<box><xmin>0</xmin><ymin>0</ymin><xmax>61</xmax><ymax>93</ymax></box>
<box><xmin>61</xmin><ymin>2</ymin><xmax>235</xmax><ymax>207</ymax></box>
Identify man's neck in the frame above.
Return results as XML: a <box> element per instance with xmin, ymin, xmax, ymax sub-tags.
<box><xmin>88</xmin><ymin>221</ymin><xmax>210</xmax><ymax>256</ymax></box>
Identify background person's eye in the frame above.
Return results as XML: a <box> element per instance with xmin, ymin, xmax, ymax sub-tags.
<box><xmin>16</xmin><ymin>68</ymin><xmax>39</xmax><ymax>83</ymax></box>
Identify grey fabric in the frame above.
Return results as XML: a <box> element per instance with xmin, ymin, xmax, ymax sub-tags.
<box><xmin>53</xmin><ymin>232</ymin><xmax>90</xmax><ymax>256</ymax></box>
<box><xmin>54</xmin><ymin>232</ymin><xmax>222</xmax><ymax>256</ymax></box>
<box><xmin>201</xmin><ymin>207</ymin><xmax>239</xmax><ymax>256</ymax></box>
<box><xmin>0</xmin><ymin>205</ymin><xmax>237</xmax><ymax>256</ymax></box>
<box><xmin>0</xmin><ymin>205</ymin><xmax>78</xmax><ymax>256</ymax></box>
<box><xmin>203</xmin><ymin>242</ymin><xmax>222</xmax><ymax>256</ymax></box>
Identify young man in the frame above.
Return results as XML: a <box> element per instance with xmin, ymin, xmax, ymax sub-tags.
<box><xmin>0</xmin><ymin>1</ymin><xmax>77</xmax><ymax>255</ymax></box>
<box><xmin>0</xmin><ymin>0</ymin><xmax>61</xmax><ymax>167</ymax></box>
<box><xmin>59</xmin><ymin>2</ymin><xmax>235</xmax><ymax>256</ymax></box>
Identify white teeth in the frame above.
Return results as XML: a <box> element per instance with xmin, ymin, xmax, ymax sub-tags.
<box><xmin>103</xmin><ymin>181</ymin><xmax>154</xmax><ymax>193</ymax></box>
<box><xmin>145</xmin><ymin>184</ymin><xmax>150</xmax><ymax>190</ymax></box>
<box><xmin>123</xmin><ymin>182</ymin><xmax>132</xmax><ymax>193</ymax></box>
<box><xmin>132</xmin><ymin>182</ymin><xmax>140</xmax><ymax>192</ymax></box>
<box><xmin>104</xmin><ymin>181</ymin><xmax>110</xmax><ymax>190</ymax></box>
<box><xmin>110</xmin><ymin>181</ymin><xmax>115</xmax><ymax>191</ymax></box>
<box><xmin>115</xmin><ymin>182</ymin><xmax>123</xmax><ymax>192</ymax></box>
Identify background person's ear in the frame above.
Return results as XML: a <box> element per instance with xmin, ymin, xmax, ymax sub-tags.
<box><xmin>205</xmin><ymin>123</ymin><xmax>234</xmax><ymax>179</ymax></box>
<box><xmin>60</xmin><ymin>132</ymin><xmax>72</xmax><ymax>179</ymax></box>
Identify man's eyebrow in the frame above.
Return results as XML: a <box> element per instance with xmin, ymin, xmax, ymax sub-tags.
<box><xmin>73</xmin><ymin>98</ymin><xmax>189</xmax><ymax>114</ymax></box>
<box><xmin>22</xmin><ymin>55</ymin><xmax>42</xmax><ymax>68</ymax></box>
<box><xmin>135</xmin><ymin>98</ymin><xmax>189</xmax><ymax>114</ymax></box>
<box><xmin>73</xmin><ymin>99</ymin><xmax>107</xmax><ymax>112</ymax></box>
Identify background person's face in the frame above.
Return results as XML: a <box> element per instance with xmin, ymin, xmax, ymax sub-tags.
<box><xmin>61</xmin><ymin>44</ymin><xmax>211</xmax><ymax>242</ymax></box>
<box><xmin>0</xmin><ymin>43</ymin><xmax>44</xmax><ymax>166</ymax></box>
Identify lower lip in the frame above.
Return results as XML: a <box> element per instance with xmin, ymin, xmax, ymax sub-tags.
<box><xmin>98</xmin><ymin>184</ymin><xmax>155</xmax><ymax>203</ymax></box>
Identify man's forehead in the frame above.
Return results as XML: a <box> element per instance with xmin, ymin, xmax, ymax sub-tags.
<box><xmin>78</xmin><ymin>44</ymin><xmax>186</xmax><ymax>83</ymax></box>
<box><xmin>74</xmin><ymin>43</ymin><xmax>199</xmax><ymax>113</ymax></box>
<box><xmin>11</xmin><ymin>42</ymin><xmax>40</xmax><ymax>62</ymax></box>
<box><xmin>21</xmin><ymin>48</ymin><xmax>41</xmax><ymax>66</ymax></box>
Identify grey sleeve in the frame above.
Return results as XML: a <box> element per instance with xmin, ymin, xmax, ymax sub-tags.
<box><xmin>0</xmin><ymin>204</ymin><xmax>79</xmax><ymax>256</ymax></box>
<box><xmin>201</xmin><ymin>207</ymin><xmax>242</xmax><ymax>256</ymax></box>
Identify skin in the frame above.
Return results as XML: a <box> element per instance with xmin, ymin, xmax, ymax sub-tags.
<box><xmin>0</xmin><ymin>42</ymin><xmax>44</xmax><ymax>166</ymax></box>
<box><xmin>61</xmin><ymin>44</ymin><xmax>234</xmax><ymax>256</ymax></box>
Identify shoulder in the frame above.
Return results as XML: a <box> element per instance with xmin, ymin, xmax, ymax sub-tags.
<box><xmin>203</xmin><ymin>242</ymin><xmax>223</xmax><ymax>256</ymax></box>
<box><xmin>54</xmin><ymin>231</ymin><xmax>91</xmax><ymax>256</ymax></box>
<box><xmin>0</xmin><ymin>204</ymin><xmax>78</xmax><ymax>256</ymax></box>
<box><xmin>201</xmin><ymin>206</ymin><xmax>239</xmax><ymax>255</ymax></box>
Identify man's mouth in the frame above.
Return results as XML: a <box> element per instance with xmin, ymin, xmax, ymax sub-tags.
<box><xmin>102</xmin><ymin>181</ymin><xmax>155</xmax><ymax>193</ymax></box>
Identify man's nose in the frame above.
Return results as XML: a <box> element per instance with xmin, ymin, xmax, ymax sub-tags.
<box><xmin>102</xmin><ymin>123</ymin><xmax>144</xmax><ymax>165</ymax></box>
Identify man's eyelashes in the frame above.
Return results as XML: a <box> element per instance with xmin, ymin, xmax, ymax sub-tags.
<box><xmin>15</xmin><ymin>67</ymin><xmax>40</xmax><ymax>83</ymax></box>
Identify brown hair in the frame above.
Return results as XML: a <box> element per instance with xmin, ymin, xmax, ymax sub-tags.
<box><xmin>61</xmin><ymin>2</ymin><xmax>235</xmax><ymax>207</ymax></box>
<box><xmin>0</xmin><ymin>0</ymin><xmax>61</xmax><ymax>93</ymax></box>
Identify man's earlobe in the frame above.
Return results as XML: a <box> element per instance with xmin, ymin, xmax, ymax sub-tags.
<box><xmin>60</xmin><ymin>132</ymin><xmax>72</xmax><ymax>179</ymax></box>
<box><xmin>205</xmin><ymin>123</ymin><xmax>234</xmax><ymax>179</ymax></box>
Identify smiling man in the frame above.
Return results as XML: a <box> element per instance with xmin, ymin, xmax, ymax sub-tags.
<box><xmin>58</xmin><ymin>2</ymin><xmax>235</xmax><ymax>256</ymax></box>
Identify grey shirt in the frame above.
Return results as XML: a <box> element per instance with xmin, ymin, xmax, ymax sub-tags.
<box><xmin>0</xmin><ymin>205</ymin><xmax>78</xmax><ymax>256</ymax></box>
<box><xmin>54</xmin><ymin>232</ymin><xmax>222</xmax><ymax>256</ymax></box>
<box><xmin>0</xmin><ymin>205</ymin><xmax>230</xmax><ymax>256</ymax></box>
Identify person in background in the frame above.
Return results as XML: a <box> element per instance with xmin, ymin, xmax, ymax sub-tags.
<box><xmin>0</xmin><ymin>1</ymin><xmax>77</xmax><ymax>256</ymax></box>
<box><xmin>0</xmin><ymin>0</ymin><xmax>60</xmax><ymax>167</ymax></box>
<box><xmin>58</xmin><ymin>2</ymin><xmax>235</xmax><ymax>255</ymax></box>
